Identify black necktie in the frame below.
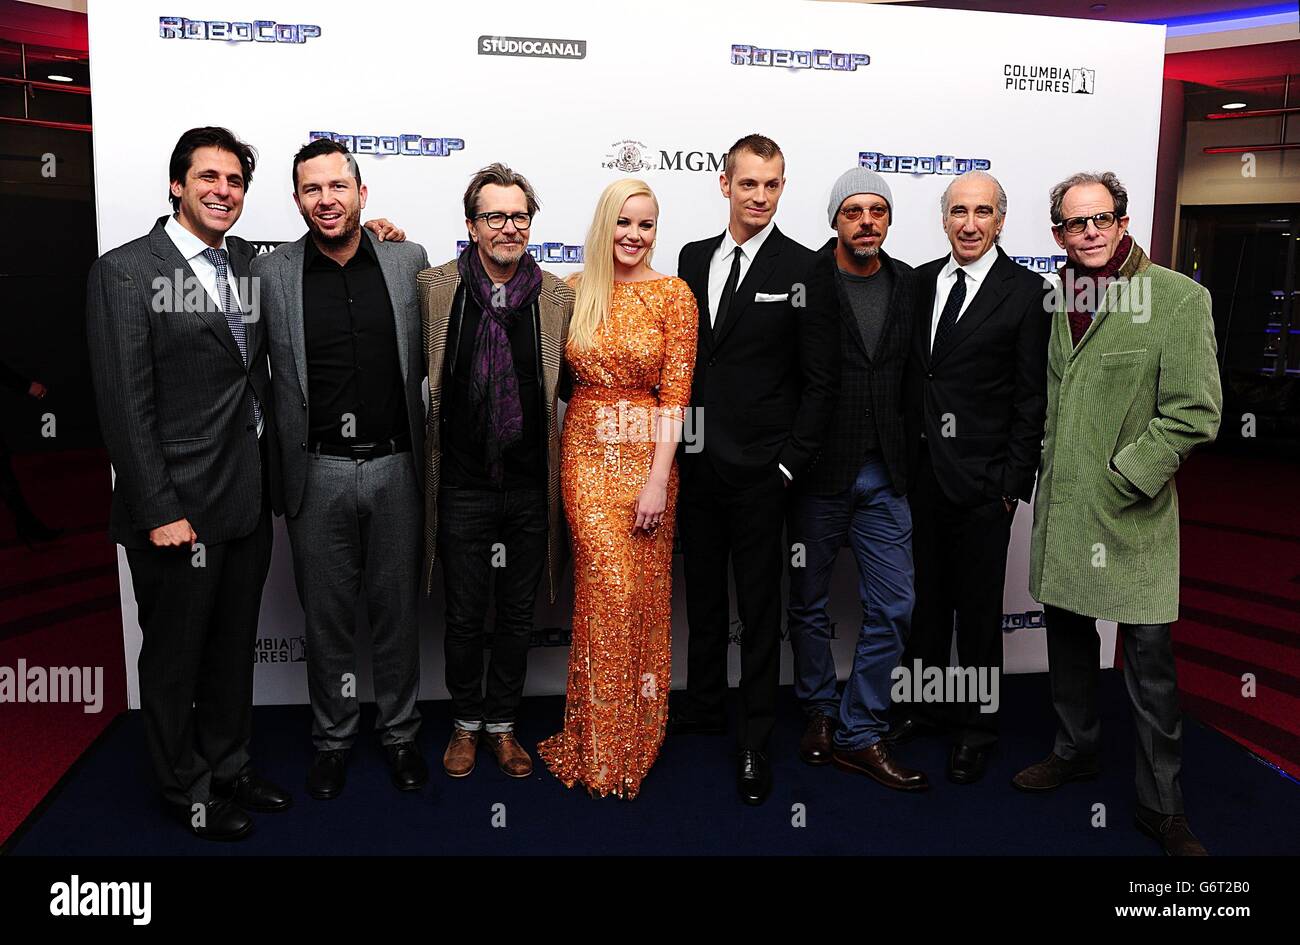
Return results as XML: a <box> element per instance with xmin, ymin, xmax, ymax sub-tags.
<box><xmin>931</xmin><ymin>267</ymin><xmax>966</xmax><ymax>355</ymax></box>
<box><xmin>714</xmin><ymin>246</ymin><xmax>743</xmax><ymax>334</ymax></box>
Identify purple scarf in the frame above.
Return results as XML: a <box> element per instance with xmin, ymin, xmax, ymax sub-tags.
<box><xmin>456</xmin><ymin>243</ymin><xmax>543</xmax><ymax>484</ymax></box>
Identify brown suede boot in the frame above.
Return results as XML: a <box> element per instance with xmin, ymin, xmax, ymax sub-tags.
<box><xmin>484</xmin><ymin>731</ymin><xmax>533</xmax><ymax>778</ymax></box>
<box><xmin>442</xmin><ymin>728</ymin><xmax>479</xmax><ymax>778</ymax></box>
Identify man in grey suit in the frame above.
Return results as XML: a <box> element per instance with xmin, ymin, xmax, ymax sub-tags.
<box><xmin>254</xmin><ymin>138</ymin><xmax>431</xmax><ymax>799</ymax></box>
<box><xmin>87</xmin><ymin>126</ymin><xmax>292</xmax><ymax>840</ymax></box>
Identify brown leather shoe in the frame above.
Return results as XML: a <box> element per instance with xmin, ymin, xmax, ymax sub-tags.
<box><xmin>799</xmin><ymin>714</ymin><xmax>835</xmax><ymax>766</ymax></box>
<box><xmin>485</xmin><ymin>731</ymin><xmax>533</xmax><ymax>778</ymax></box>
<box><xmin>1135</xmin><ymin>808</ymin><xmax>1209</xmax><ymax>856</ymax></box>
<box><xmin>1011</xmin><ymin>752</ymin><xmax>1100</xmax><ymax>792</ymax></box>
<box><xmin>442</xmin><ymin>728</ymin><xmax>479</xmax><ymax>778</ymax></box>
<box><xmin>832</xmin><ymin>742</ymin><xmax>929</xmax><ymax>791</ymax></box>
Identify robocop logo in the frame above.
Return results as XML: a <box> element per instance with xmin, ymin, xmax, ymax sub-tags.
<box><xmin>732</xmin><ymin>44</ymin><xmax>869</xmax><ymax>71</ymax></box>
<box><xmin>159</xmin><ymin>17</ymin><xmax>321</xmax><ymax>43</ymax></box>
<box><xmin>859</xmin><ymin>152</ymin><xmax>991</xmax><ymax>175</ymax></box>
<box><xmin>309</xmin><ymin>131</ymin><xmax>465</xmax><ymax>157</ymax></box>
<box><xmin>479</xmin><ymin>35</ymin><xmax>586</xmax><ymax>59</ymax></box>
<box><xmin>457</xmin><ymin>240</ymin><xmax>584</xmax><ymax>265</ymax></box>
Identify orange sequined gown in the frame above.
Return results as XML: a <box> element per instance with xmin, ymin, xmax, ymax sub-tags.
<box><xmin>538</xmin><ymin>276</ymin><xmax>697</xmax><ymax>798</ymax></box>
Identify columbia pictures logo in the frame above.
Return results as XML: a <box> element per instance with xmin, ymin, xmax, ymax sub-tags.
<box><xmin>479</xmin><ymin>35</ymin><xmax>586</xmax><ymax>60</ymax></box>
<box><xmin>1004</xmin><ymin>64</ymin><xmax>1096</xmax><ymax>95</ymax></box>
<box><xmin>254</xmin><ymin>635</ymin><xmax>307</xmax><ymax>664</ymax></box>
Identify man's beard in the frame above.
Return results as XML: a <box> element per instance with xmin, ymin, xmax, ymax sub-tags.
<box><xmin>486</xmin><ymin>237</ymin><xmax>525</xmax><ymax>269</ymax></box>
<box><xmin>305</xmin><ymin>204</ymin><xmax>361</xmax><ymax>246</ymax></box>
<box><xmin>851</xmin><ymin>244</ymin><xmax>880</xmax><ymax>260</ymax></box>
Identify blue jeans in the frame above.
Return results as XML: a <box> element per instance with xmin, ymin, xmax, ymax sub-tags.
<box><xmin>786</xmin><ymin>455</ymin><xmax>915</xmax><ymax>750</ymax></box>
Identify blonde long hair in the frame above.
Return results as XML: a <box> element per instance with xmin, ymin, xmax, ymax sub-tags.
<box><xmin>569</xmin><ymin>178</ymin><xmax>658</xmax><ymax>351</ymax></box>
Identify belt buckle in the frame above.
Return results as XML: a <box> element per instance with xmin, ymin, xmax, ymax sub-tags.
<box><xmin>351</xmin><ymin>441</ymin><xmax>377</xmax><ymax>462</ymax></box>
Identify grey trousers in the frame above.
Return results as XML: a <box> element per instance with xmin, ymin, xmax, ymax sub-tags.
<box><xmin>286</xmin><ymin>450</ymin><xmax>422</xmax><ymax>750</ymax></box>
<box><xmin>1044</xmin><ymin>605</ymin><xmax>1184</xmax><ymax>814</ymax></box>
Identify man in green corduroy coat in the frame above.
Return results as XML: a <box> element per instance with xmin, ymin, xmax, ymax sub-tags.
<box><xmin>1014</xmin><ymin>172</ymin><xmax>1222</xmax><ymax>857</ymax></box>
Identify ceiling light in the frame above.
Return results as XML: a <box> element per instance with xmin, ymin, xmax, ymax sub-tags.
<box><xmin>1221</xmin><ymin>102</ymin><xmax>1247</xmax><ymax>109</ymax></box>
<box><xmin>47</xmin><ymin>74</ymin><xmax>73</xmax><ymax>82</ymax></box>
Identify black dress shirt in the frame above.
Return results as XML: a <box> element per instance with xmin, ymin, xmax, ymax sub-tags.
<box><xmin>302</xmin><ymin>235</ymin><xmax>408</xmax><ymax>446</ymax></box>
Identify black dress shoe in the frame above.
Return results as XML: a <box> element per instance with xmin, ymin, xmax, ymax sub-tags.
<box><xmin>737</xmin><ymin>750</ymin><xmax>772</xmax><ymax>806</ymax></box>
<box><xmin>386</xmin><ymin>741</ymin><xmax>428</xmax><ymax>791</ymax></box>
<box><xmin>225</xmin><ymin>771</ymin><xmax>292</xmax><ymax>812</ymax></box>
<box><xmin>307</xmin><ymin>749</ymin><xmax>349</xmax><ymax>799</ymax></box>
<box><xmin>884</xmin><ymin>717</ymin><xmax>937</xmax><ymax>746</ymax></box>
<box><xmin>947</xmin><ymin>744</ymin><xmax>989</xmax><ymax>785</ymax></box>
<box><xmin>799</xmin><ymin>714</ymin><xmax>835</xmax><ymax>766</ymax></box>
<box><xmin>667</xmin><ymin>708</ymin><xmax>725</xmax><ymax>736</ymax></box>
<box><xmin>168</xmin><ymin>797</ymin><xmax>253</xmax><ymax>841</ymax></box>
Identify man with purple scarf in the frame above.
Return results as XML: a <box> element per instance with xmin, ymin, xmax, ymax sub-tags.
<box><xmin>417</xmin><ymin>164</ymin><xmax>575</xmax><ymax>780</ymax></box>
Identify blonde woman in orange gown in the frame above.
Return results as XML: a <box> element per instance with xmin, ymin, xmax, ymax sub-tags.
<box><xmin>537</xmin><ymin>179</ymin><xmax>697</xmax><ymax>798</ymax></box>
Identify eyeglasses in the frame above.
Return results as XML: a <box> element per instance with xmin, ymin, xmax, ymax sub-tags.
<box><xmin>839</xmin><ymin>205</ymin><xmax>889</xmax><ymax>222</ymax></box>
<box><xmin>474</xmin><ymin>211</ymin><xmax>532</xmax><ymax>230</ymax></box>
<box><xmin>1056</xmin><ymin>211</ymin><xmax>1119</xmax><ymax>235</ymax></box>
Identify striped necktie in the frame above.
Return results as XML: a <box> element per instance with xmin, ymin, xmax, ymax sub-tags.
<box><xmin>200</xmin><ymin>246</ymin><xmax>262</xmax><ymax>430</ymax></box>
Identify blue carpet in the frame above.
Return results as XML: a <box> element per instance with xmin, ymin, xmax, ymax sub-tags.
<box><xmin>9</xmin><ymin>672</ymin><xmax>1297</xmax><ymax>855</ymax></box>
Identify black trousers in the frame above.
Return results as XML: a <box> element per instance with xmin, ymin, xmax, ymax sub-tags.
<box><xmin>678</xmin><ymin>455</ymin><xmax>787</xmax><ymax>751</ymax></box>
<box><xmin>125</xmin><ymin>493</ymin><xmax>272</xmax><ymax>809</ymax></box>
<box><xmin>902</xmin><ymin>443</ymin><xmax>1013</xmax><ymax>749</ymax></box>
<box><xmin>437</xmin><ymin>486</ymin><xmax>547</xmax><ymax>726</ymax></box>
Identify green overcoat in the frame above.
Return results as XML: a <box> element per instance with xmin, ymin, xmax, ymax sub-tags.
<box><xmin>1029</xmin><ymin>241</ymin><xmax>1222</xmax><ymax>625</ymax></box>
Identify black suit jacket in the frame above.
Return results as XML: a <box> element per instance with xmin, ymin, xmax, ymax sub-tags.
<box><xmin>903</xmin><ymin>246</ymin><xmax>1051</xmax><ymax>507</ymax></box>
<box><xmin>677</xmin><ymin>225</ymin><xmax>839</xmax><ymax>488</ymax></box>
<box><xmin>86</xmin><ymin>216</ymin><xmax>272</xmax><ymax>548</ymax></box>
<box><xmin>800</xmin><ymin>239</ymin><xmax>914</xmax><ymax>496</ymax></box>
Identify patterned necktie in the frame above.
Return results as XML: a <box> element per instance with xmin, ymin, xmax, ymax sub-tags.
<box><xmin>200</xmin><ymin>246</ymin><xmax>262</xmax><ymax>429</ymax></box>
<box><xmin>931</xmin><ymin>267</ymin><xmax>966</xmax><ymax>355</ymax></box>
<box><xmin>714</xmin><ymin>245</ymin><xmax>744</xmax><ymax>333</ymax></box>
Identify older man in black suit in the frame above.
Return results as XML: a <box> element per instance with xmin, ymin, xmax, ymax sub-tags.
<box><xmin>895</xmin><ymin>170</ymin><xmax>1051</xmax><ymax>784</ymax></box>
<box><xmin>671</xmin><ymin>134</ymin><xmax>840</xmax><ymax>805</ymax></box>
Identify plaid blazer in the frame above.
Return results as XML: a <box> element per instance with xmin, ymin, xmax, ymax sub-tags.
<box><xmin>417</xmin><ymin>260</ymin><xmax>574</xmax><ymax>599</ymax></box>
<box><xmin>799</xmin><ymin>241</ymin><xmax>915</xmax><ymax>496</ymax></box>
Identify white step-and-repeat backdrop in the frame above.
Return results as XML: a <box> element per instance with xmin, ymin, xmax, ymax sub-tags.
<box><xmin>88</xmin><ymin>0</ymin><xmax>1165</xmax><ymax>708</ymax></box>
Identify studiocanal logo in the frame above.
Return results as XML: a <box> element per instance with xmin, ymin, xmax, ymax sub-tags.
<box><xmin>457</xmin><ymin>240</ymin><xmax>584</xmax><ymax>264</ymax></box>
<box><xmin>254</xmin><ymin>635</ymin><xmax>307</xmax><ymax>664</ymax></box>
<box><xmin>732</xmin><ymin>44</ymin><xmax>869</xmax><ymax>72</ymax></box>
<box><xmin>309</xmin><ymin>131</ymin><xmax>465</xmax><ymax>157</ymax></box>
<box><xmin>859</xmin><ymin>151</ymin><xmax>991</xmax><ymax>175</ymax></box>
<box><xmin>479</xmin><ymin>35</ymin><xmax>586</xmax><ymax>59</ymax></box>
<box><xmin>159</xmin><ymin>16</ymin><xmax>320</xmax><ymax>43</ymax></box>
<box><xmin>602</xmin><ymin>140</ymin><xmax>725</xmax><ymax>173</ymax></box>
<box><xmin>1004</xmin><ymin>63</ymin><xmax>1096</xmax><ymax>95</ymax></box>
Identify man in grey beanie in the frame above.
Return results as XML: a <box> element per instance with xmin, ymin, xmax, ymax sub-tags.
<box><xmin>786</xmin><ymin>167</ymin><xmax>928</xmax><ymax>791</ymax></box>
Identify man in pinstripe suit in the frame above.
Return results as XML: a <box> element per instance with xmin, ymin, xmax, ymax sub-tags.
<box><xmin>87</xmin><ymin>127</ymin><xmax>290</xmax><ymax>840</ymax></box>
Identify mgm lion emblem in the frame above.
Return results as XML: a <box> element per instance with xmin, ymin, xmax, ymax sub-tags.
<box><xmin>603</xmin><ymin>139</ymin><xmax>657</xmax><ymax>173</ymax></box>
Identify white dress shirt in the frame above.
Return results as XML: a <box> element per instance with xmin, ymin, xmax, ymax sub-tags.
<box><xmin>707</xmin><ymin>218</ymin><xmax>775</xmax><ymax>327</ymax></box>
<box><xmin>929</xmin><ymin>245</ymin><xmax>999</xmax><ymax>350</ymax></box>
<box><xmin>165</xmin><ymin>214</ymin><xmax>262</xmax><ymax>437</ymax></box>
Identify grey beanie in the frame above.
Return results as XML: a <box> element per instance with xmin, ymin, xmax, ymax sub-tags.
<box><xmin>827</xmin><ymin>168</ymin><xmax>893</xmax><ymax>226</ymax></box>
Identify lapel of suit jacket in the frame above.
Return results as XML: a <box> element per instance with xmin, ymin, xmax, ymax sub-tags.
<box><xmin>913</xmin><ymin>257</ymin><xmax>943</xmax><ymax>370</ymax></box>
<box><xmin>420</xmin><ymin>262</ymin><xmax>459</xmax><ymax>411</ymax></box>
<box><xmin>279</xmin><ymin>236</ymin><xmax>309</xmax><ymax>401</ymax></box>
<box><xmin>930</xmin><ymin>247</ymin><xmax>1013</xmax><ymax>369</ymax></box>
<box><xmin>830</xmin><ymin>253</ymin><xmax>871</xmax><ymax>360</ymax></box>
<box><xmin>537</xmin><ymin>275</ymin><xmax>566</xmax><ymax>418</ymax></box>
<box><xmin>713</xmin><ymin>225</ymin><xmax>783</xmax><ymax>352</ymax></box>
<box><xmin>149</xmin><ymin>218</ymin><xmax>246</xmax><ymax>368</ymax></box>
<box><xmin>367</xmin><ymin>230</ymin><xmax>411</xmax><ymax>387</ymax></box>
<box><xmin>1064</xmin><ymin>240</ymin><xmax>1148</xmax><ymax>362</ymax></box>
<box><xmin>684</xmin><ymin>234</ymin><xmax>723</xmax><ymax>355</ymax></box>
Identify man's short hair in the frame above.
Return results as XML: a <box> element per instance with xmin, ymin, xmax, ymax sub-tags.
<box><xmin>462</xmin><ymin>163</ymin><xmax>541</xmax><ymax>221</ymax></box>
<box><xmin>168</xmin><ymin>126</ymin><xmax>257</xmax><ymax>211</ymax></box>
<box><xmin>1049</xmin><ymin>171</ymin><xmax>1129</xmax><ymax>225</ymax></box>
<box><xmin>723</xmin><ymin>134</ymin><xmax>784</xmax><ymax>179</ymax></box>
<box><xmin>292</xmin><ymin>138</ymin><xmax>361</xmax><ymax>191</ymax></box>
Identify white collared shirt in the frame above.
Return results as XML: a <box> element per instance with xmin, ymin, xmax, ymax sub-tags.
<box><xmin>707</xmin><ymin>218</ymin><xmax>776</xmax><ymax>327</ymax></box>
<box><xmin>164</xmin><ymin>214</ymin><xmax>242</xmax><ymax>314</ymax></box>
<box><xmin>929</xmin><ymin>245</ymin><xmax>998</xmax><ymax>350</ymax></box>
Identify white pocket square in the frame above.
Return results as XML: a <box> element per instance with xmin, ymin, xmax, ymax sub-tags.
<box><xmin>754</xmin><ymin>292</ymin><xmax>789</xmax><ymax>302</ymax></box>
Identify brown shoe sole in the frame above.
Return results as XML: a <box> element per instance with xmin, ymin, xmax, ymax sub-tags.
<box><xmin>495</xmin><ymin>760</ymin><xmax>532</xmax><ymax>779</ymax></box>
<box><xmin>832</xmin><ymin>753</ymin><xmax>930</xmax><ymax>792</ymax></box>
<box><xmin>799</xmin><ymin>749</ymin><xmax>833</xmax><ymax>767</ymax></box>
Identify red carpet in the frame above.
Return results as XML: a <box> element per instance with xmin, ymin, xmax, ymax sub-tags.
<box><xmin>1173</xmin><ymin>451</ymin><xmax>1300</xmax><ymax>780</ymax></box>
<box><xmin>0</xmin><ymin>448</ymin><xmax>125</xmax><ymax>845</ymax></box>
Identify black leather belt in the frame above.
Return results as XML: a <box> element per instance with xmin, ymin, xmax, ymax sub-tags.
<box><xmin>311</xmin><ymin>432</ymin><xmax>410</xmax><ymax>459</ymax></box>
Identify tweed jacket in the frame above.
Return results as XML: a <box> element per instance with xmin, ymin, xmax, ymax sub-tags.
<box><xmin>1029</xmin><ymin>240</ymin><xmax>1222</xmax><ymax>625</ymax></box>
<box><xmin>417</xmin><ymin>260</ymin><xmax>574</xmax><ymax>599</ymax></box>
